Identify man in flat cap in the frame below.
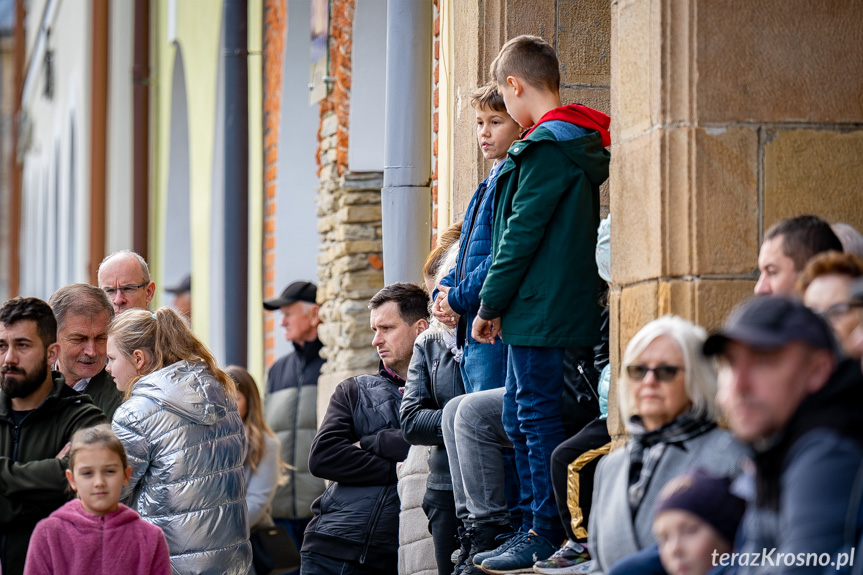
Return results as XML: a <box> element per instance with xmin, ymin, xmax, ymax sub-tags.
<box><xmin>263</xmin><ymin>281</ymin><xmax>326</xmax><ymax>558</ymax></box>
<box><xmin>704</xmin><ymin>296</ymin><xmax>863</xmax><ymax>574</ymax></box>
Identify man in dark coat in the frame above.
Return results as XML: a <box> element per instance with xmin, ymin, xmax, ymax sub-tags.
<box><xmin>705</xmin><ymin>296</ymin><xmax>863</xmax><ymax>574</ymax></box>
<box><xmin>0</xmin><ymin>297</ymin><xmax>106</xmax><ymax>574</ymax></box>
<box><xmin>300</xmin><ymin>283</ymin><xmax>428</xmax><ymax>575</ymax></box>
<box><xmin>263</xmin><ymin>281</ymin><xmax>327</xmax><ymax>554</ymax></box>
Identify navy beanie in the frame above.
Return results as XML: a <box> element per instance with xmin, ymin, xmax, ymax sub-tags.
<box><xmin>653</xmin><ymin>468</ymin><xmax>746</xmax><ymax>544</ymax></box>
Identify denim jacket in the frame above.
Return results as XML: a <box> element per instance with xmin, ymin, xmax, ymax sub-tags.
<box><xmin>439</xmin><ymin>161</ymin><xmax>504</xmax><ymax>348</ymax></box>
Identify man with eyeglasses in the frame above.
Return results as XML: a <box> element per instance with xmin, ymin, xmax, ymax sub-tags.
<box><xmin>704</xmin><ymin>295</ymin><xmax>863</xmax><ymax>574</ymax></box>
<box><xmin>97</xmin><ymin>250</ymin><xmax>156</xmax><ymax>313</ymax></box>
<box><xmin>849</xmin><ymin>278</ymin><xmax>863</xmax><ymax>369</ymax></box>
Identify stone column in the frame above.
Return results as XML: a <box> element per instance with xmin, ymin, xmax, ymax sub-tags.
<box><xmin>608</xmin><ymin>0</ymin><xmax>863</xmax><ymax>439</ymax></box>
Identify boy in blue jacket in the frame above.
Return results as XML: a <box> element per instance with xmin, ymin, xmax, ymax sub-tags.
<box><xmin>434</xmin><ymin>83</ymin><xmax>522</xmax><ymax>393</ymax></box>
<box><xmin>471</xmin><ymin>35</ymin><xmax>611</xmax><ymax>574</ymax></box>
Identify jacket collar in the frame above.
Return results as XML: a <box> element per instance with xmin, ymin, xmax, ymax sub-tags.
<box><xmin>378</xmin><ymin>362</ymin><xmax>405</xmax><ymax>385</ymax></box>
<box><xmin>292</xmin><ymin>338</ymin><xmax>324</xmax><ymax>362</ymax></box>
<box><xmin>753</xmin><ymin>358</ymin><xmax>863</xmax><ymax>508</ymax></box>
<box><xmin>0</xmin><ymin>370</ymin><xmax>80</xmax><ymax>418</ymax></box>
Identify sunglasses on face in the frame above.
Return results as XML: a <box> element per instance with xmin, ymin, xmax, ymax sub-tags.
<box><xmin>626</xmin><ymin>364</ymin><xmax>682</xmax><ymax>382</ymax></box>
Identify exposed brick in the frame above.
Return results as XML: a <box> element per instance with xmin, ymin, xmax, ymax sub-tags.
<box><xmin>265</xmin><ymin>147</ymin><xmax>277</xmax><ymax>167</ymax></box>
<box><xmin>368</xmin><ymin>253</ymin><xmax>384</xmax><ymax>270</ymax></box>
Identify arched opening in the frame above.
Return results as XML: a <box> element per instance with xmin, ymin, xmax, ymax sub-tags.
<box><xmin>163</xmin><ymin>46</ymin><xmax>192</xmax><ymax>303</ymax></box>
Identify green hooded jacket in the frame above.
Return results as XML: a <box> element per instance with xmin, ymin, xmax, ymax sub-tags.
<box><xmin>479</xmin><ymin>125</ymin><xmax>610</xmax><ymax>347</ymax></box>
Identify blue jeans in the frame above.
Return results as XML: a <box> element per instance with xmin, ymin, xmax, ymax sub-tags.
<box><xmin>502</xmin><ymin>345</ymin><xmax>567</xmax><ymax>537</ymax></box>
<box><xmin>460</xmin><ymin>338</ymin><xmax>508</xmax><ymax>394</ymax></box>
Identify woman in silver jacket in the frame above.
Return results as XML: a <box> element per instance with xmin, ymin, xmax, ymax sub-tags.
<box><xmin>107</xmin><ymin>308</ymin><xmax>251</xmax><ymax>575</ymax></box>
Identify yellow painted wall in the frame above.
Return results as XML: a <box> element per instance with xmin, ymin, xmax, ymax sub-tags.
<box><xmin>150</xmin><ymin>0</ymin><xmax>264</xmax><ymax>383</ymax></box>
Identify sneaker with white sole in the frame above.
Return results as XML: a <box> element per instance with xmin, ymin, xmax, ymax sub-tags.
<box><xmin>532</xmin><ymin>540</ymin><xmax>592</xmax><ymax>574</ymax></box>
<box><xmin>479</xmin><ymin>530</ymin><xmax>557</xmax><ymax>574</ymax></box>
<box><xmin>471</xmin><ymin>530</ymin><xmax>524</xmax><ymax>567</ymax></box>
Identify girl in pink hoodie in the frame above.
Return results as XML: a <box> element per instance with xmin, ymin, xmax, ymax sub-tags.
<box><xmin>23</xmin><ymin>424</ymin><xmax>171</xmax><ymax>575</ymax></box>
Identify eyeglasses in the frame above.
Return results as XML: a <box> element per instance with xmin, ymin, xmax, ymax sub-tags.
<box><xmin>626</xmin><ymin>364</ymin><xmax>682</xmax><ymax>382</ymax></box>
<box><xmin>102</xmin><ymin>282</ymin><xmax>149</xmax><ymax>298</ymax></box>
<box><xmin>821</xmin><ymin>301</ymin><xmax>863</xmax><ymax>323</ymax></box>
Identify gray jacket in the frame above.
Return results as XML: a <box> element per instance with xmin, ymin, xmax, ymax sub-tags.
<box><xmin>588</xmin><ymin>427</ymin><xmax>744</xmax><ymax>574</ymax></box>
<box><xmin>112</xmin><ymin>360</ymin><xmax>252</xmax><ymax>575</ymax></box>
<box><xmin>265</xmin><ymin>341</ymin><xmax>326</xmax><ymax>519</ymax></box>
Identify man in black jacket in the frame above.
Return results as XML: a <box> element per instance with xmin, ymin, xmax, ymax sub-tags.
<box><xmin>49</xmin><ymin>284</ymin><xmax>124</xmax><ymax>419</ymax></box>
<box><xmin>0</xmin><ymin>297</ymin><xmax>106</xmax><ymax>574</ymax></box>
<box><xmin>263</xmin><ymin>281</ymin><xmax>326</xmax><ymax>553</ymax></box>
<box><xmin>704</xmin><ymin>295</ymin><xmax>863</xmax><ymax>574</ymax></box>
<box><xmin>300</xmin><ymin>283</ymin><xmax>428</xmax><ymax>575</ymax></box>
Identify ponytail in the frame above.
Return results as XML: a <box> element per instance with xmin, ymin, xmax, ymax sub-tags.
<box><xmin>108</xmin><ymin>307</ymin><xmax>236</xmax><ymax>398</ymax></box>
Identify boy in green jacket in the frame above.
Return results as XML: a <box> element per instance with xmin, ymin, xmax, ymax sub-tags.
<box><xmin>471</xmin><ymin>35</ymin><xmax>611</xmax><ymax>574</ymax></box>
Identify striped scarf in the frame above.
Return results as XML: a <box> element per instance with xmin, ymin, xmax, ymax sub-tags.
<box><xmin>626</xmin><ymin>412</ymin><xmax>716</xmax><ymax>513</ymax></box>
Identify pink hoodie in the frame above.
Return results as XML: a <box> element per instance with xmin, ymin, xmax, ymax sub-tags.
<box><xmin>23</xmin><ymin>499</ymin><xmax>171</xmax><ymax>575</ymax></box>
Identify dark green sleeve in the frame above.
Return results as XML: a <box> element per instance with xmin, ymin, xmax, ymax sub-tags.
<box><xmin>480</xmin><ymin>143</ymin><xmax>577</xmax><ymax>312</ymax></box>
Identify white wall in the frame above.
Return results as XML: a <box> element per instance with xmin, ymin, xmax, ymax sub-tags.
<box><xmin>106</xmin><ymin>0</ymin><xmax>134</xmax><ymax>252</ymax></box>
<box><xmin>272</xmin><ymin>0</ymin><xmax>325</xmax><ymax>360</ymax></box>
<box><xmin>348</xmin><ymin>0</ymin><xmax>387</xmax><ymax>172</ymax></box>
<box><xmin>19</xmin><ymin>0</ymin><xmax>90</xmax><ymax>298</ymax></box>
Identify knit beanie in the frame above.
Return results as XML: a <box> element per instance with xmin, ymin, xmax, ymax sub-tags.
<box><xmin>653</xmin><ymin>468</ymin><xmax>745</xmax><ymax>544</ymax></box>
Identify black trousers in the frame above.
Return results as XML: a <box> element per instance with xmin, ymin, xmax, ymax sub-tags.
<box><xmin>422</xmin><ymin>487</ymin><xmax>462</xmax><ymax>575</ymax></box>
<box><xmin>550</xmin><ymin>417</ymin><xmax>612</xmax><ymax>542</ymax></box>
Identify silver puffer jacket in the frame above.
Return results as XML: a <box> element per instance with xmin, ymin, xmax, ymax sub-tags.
<box><xmin>112</xmin><ymin>360</ymin><xmax>252</xmax><ymax>575</ymax></box>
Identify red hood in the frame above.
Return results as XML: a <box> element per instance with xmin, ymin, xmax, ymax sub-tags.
<box><xmin>524</xmin><ymin>104</ymin><xmax>611</xmax><ymax>147</ymax></box>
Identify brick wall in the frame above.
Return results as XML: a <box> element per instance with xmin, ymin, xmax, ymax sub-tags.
<box><xmin>262</xmin><ymin>0</ymin><xmax>286</xmax><ymax>368</ymax></box>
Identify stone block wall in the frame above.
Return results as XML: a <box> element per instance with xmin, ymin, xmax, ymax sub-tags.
<box><xmin>607</xmin><ymin>0</ymin><xmax>863</xmax><ymax>438</ymax></box>
<box><xmin>448</xmin><ymin>0</ymin><xmax>611</xmax><ymax>220</ymax></box>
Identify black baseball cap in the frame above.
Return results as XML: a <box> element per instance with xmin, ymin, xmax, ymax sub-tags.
<box><xmin>703</xmin><ymin>295</ymin><xmax>836</xmax><ymax>356</ymax></box>
<box><xmin>165</xmin><ymin>274</ymin><xmax>191</xmax><ymax>295</ymax></box>
<box><xmin>263</xmin><ymin>281</ymin><xmax>318</xmax><ymax>310</ymax></box>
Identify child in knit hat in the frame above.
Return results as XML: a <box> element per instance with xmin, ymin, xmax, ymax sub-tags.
<box><xmin>652</xmin><ymin>469</ymin><xmax>746</xmax><ymax>575</ymax></box>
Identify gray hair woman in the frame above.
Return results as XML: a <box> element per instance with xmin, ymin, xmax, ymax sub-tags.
<box><xmin>587</xmin><ymin>316</ymin><xmax>744</xmax><ymax>574</ymax></box>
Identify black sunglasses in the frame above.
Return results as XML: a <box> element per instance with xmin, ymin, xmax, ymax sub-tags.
<box><xmin>626</xmin><ymin>365</ymin><xmax>682</xmax><ymax>382</ymax></box>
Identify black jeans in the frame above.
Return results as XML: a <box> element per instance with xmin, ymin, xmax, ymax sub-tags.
<box><xmin>550</xmin><ymin>417</ymin><xmax>611</xmax><ymax>542</ymax></box>
<box><xmin>422</xmin><ymin>487</ymin><xmax>462</xmax><ymax>575</ymax></box>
